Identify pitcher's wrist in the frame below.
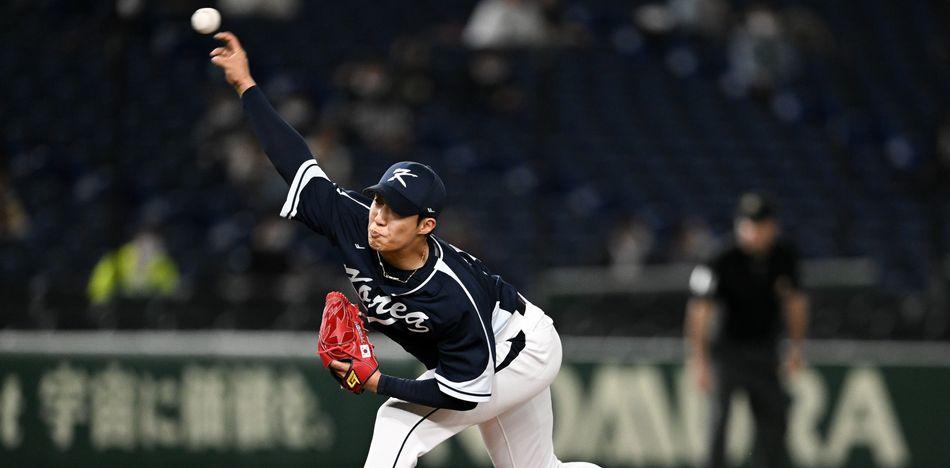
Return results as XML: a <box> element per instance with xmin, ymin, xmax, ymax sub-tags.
<box><xmin>236</xmin><ymin>78</ymin><xmax>257</xmax><ymax>96</ymax></box>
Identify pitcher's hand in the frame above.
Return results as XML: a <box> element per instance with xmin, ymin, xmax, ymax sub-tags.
<box><xmin>329</xmin><ymin>360</ymin><xmax>381</xmax><ymax>393</ymax></box>
<box><xmin>209</xmin><ymin>31</ymin><xmax>256</xmax><ymax>96</ymax></box>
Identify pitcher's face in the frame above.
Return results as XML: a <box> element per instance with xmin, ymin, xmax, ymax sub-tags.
<box><xmin>368</xmin><ymin>195</ymin><xmax>425</xmax><ymax>252</ymax></box>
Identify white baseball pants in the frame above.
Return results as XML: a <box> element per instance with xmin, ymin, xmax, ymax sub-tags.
<box><xmin>364</xmin><ymin>303</ymin><xmax>601</xmax><ymax>468</ymax></box>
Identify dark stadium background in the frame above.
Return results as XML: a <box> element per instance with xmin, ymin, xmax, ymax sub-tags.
<box><xmin>1</xmin><ymin>1</ymin><xmax>949</xmax><ymax>467</ymax></box>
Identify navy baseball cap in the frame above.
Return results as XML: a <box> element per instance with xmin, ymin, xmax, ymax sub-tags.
<box><xmin>363</xmin><ymin>162</ymin><xmax>446</xmax><ymax>219</ymax></box>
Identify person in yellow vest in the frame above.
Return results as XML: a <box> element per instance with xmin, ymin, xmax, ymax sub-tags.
<box><xmin>88</xmin><ymin>228</ymin><xmax>180</xmax><ymax>305</ymax></box>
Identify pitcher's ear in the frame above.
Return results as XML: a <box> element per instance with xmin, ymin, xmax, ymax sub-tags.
<box><xmin>417</xmin><ymin>217</ymin><xmax>437</xmax><ymax>235</ymax></box>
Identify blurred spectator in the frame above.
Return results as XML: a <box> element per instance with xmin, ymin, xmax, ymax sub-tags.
<box><xmin>669</xmin><ymin>216</ymin><xmax>717</xmax><ymax>263</ymax></box>
<box><xmin>390</xmin><ymin>37</ymin><xmax>436</xmax><ymax>107</ymax></box>
<box><xmin>214</xmin><ymin>131</ymin><xmax>289</xmax><ymax>210</ymax></box>
<box><xmin>724</xmin><ymin>5</ymin><xmax>800</xmax><ymax>95</ymax></box>
<box><xmin>221</xmin><ymin>132</ymin><xmax>271</xmax><ymax>187</ymax></box>
<box><xmin>668</xmin><ymin>0</ymin><xmax>730</xmax><ymax>38</ymax></box>
<box><xmin>0</xmin><ymin>170</ymin><xmax>30</xmax><ymax>241</ymax></box>
<box><xmin>463</xmin><ymin>0</ymin><xmax>550</xmax><ymax>49</ymax></box>
<box><xmin>336</xmin><ymin>61</ymin><xmax>414</xmax><ymax>152</ymax></box>
<box><xmin>607</xmin><ymin>215</ymin><xmax>655</xmax><ymax>273</ymax></box>
<box><xmin>633</xmin><ymin>3</ymin><xmax>677</xmax><ymax>37</ymax></box>
<box><xmin>87</xmin><ymin>227</ymin><xmax>180</xmax><ymax>306</ymax></box>
<box><xmin>783</xmin><ymin>5</ymin><xmax>836</xmax><ymax>57</ymax></box>
<box><xmin>468</xmin><ymin>52</ymin><xmax>525</xmax><ymax>113</ymax></box>
<box><xmin>247</xmin><ymin>217</ymin><xmax>294</xmax><ymax>276</ymax></box>
<box><xmin>306</xmin><ymin>124</ymin><xmax>354</xmax><ymax>187</ymax></box>
<box><xmin>196</xmin><ymin>91</ymin><xmax>245</xmax><ymax>139</ymax></box>
<box><xmin>218</xmin><ymin>0</ymin><xmax>300</xmax><ymax>19</ymax></box>
<box><xmin>349</xmin><ymin>101</ymin><xmax>414</xmax><ymax>152</ymax></box>
<box><xmin>539</xmin><ymin>0</ymin><xmax>590</xmax><ymax>47</ymax></box>
<box><xmin>277</xmin><ymin>94</ymin><xmax>316</xmax><ymax>130</ymax></box>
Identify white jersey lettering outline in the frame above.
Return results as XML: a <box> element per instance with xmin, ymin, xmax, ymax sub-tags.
<box><xmin>344</xmin><ymin>265</ymin><xmax>431</xmax><ymax>333</ymax></box>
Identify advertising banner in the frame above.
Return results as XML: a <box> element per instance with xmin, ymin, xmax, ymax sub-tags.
<box><xmin>0</xmin><ymin>334</ymin><xmax>946</xmax><ymax>467</ymax></box>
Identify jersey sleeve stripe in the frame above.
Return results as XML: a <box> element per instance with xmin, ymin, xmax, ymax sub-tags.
<box><xmin>337</xmin><ymin>188</ymin><xmax>371</xmax><ymax>210</ymax></box>
<box><xmin>280</xmin><ymin>160</ymin><xmax>328</xmax><ymax>219</ymax></box>
<box><xmin>435</xmin><ymin>379</ymin><xmax>491</xmax><ymax>402</ymax></box>
<box><xmin>433</xmin><ymin>374</ymin><xmax>491</xmax><ymax>397</ymax></box>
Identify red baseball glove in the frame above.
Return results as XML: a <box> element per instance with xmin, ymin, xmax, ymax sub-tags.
<box><xmin>317</xmin><ymin>291</ymin><xmax>378</xmax><ymax>394</ymax></box>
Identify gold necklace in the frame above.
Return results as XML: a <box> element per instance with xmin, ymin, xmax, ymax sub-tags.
<box><xmin>377</xmin><ymin>249</ymin><xmax>427</xmax><ymax>284</ymax></box>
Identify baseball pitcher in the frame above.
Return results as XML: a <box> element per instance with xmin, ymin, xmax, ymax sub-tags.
<box><xmin>210</xmin><ymin>32</ymin><xmax>600</xmax><ymax>468</ymax></box>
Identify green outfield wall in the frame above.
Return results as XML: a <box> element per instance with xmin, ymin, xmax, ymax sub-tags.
<box><xmin>0</xmin><ymin>332</ymin><xmax>947</xmax><ymax>467</ymax></box>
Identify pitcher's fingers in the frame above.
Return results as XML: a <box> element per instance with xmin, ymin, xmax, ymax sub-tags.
<box><xmin>209</xmin><ymin>47</ymin><xmax>226</xmax><ymax>57</ymax></box>
<box><xmin>213</xmin><ymin>31</ymin><xmax>242</xmax><ymax>51</ymax></box>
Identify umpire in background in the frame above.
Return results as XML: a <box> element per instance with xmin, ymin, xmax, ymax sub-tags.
<box><xmin>685</xmin><ymin>193</ymin><xmax>809</xmax><ymax>468</ymax></box>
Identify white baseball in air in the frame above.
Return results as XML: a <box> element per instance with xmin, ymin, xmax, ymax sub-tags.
<box><xmin>191</xmin><ymin>7</ymin><xmax>221</xmax><ymax>35</ymax></box>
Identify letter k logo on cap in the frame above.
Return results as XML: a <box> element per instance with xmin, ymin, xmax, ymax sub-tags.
<box><xmin>388</xmin><ymin>168</ymin><xmax>418</xmax><ymax>187</ymax></box>
<box><xmin>364</xmin><ymin>161</ymin><xmax>446</xmax><ymax>219</ymax></box>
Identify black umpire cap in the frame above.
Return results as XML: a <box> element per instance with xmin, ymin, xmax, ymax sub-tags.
<box><xmin>364</xmin><ymin>161</ymin><xmax>446</xmax><ymax>219</ymax></box>
<box><xmin>735</xmin><ymin>192</ymin><xmax>776</xmax><ymax>221</ymax></box>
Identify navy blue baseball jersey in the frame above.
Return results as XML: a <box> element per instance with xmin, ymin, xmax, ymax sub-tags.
<box><xmin>281</xmin><ymin>160</ymin><xmax>524</xmax><ymax>402</ymax></box>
